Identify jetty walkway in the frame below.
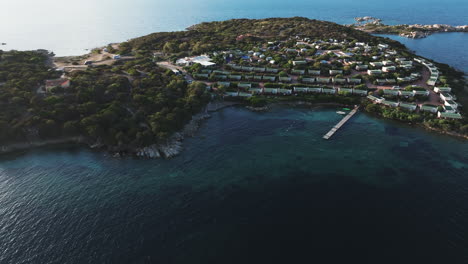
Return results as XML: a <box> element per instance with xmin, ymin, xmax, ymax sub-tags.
<box><xmin>323</xmin><ymin>106</ymin><xmax>359</xmax><ymax>140</ymax></box>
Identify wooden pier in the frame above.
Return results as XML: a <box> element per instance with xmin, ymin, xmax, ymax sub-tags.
<box><xmin>323</xmin><ymin>106</ymin><xmax>359</xmax><ymax>140</ymax></box>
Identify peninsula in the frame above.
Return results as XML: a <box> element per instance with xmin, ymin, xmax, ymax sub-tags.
<box><xmin>350</xmin><ymin>17</ymin><xmax>468</xmax><ymax>38</ymax></box>
<box><xmin>0</xmin><ymin>17</ymin><xmax>466</xmax><ymax>158</ymax></box>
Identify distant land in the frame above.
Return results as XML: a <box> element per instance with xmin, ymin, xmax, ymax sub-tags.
<box><xmin>0</xmin><ymin>18</ymin><xmax>466</xmax><ymax>158</ymax></box>
<box><xmin>350</xmin><ymin>16</ymin><xmax>468</xmax><ymax>38</ymax></box>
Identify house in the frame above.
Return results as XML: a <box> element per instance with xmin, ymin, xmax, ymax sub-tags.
<box><xmin>264</xmin><ymin>88</ymin><xmax>278</xmax><ymax>94</ymax></box>
<box><xmin>294</xmin><ymin>87</ymin><xmax>322</xmax><ymax>93</ymax></box>
<box><xmin>322</xmin><ymin>88</ymin><xmax>336</xmax><ymax>94</ymax></box>
<box><xmin>398</xmin><ymin>60</ymin><xmax>413</xmax><ymax>65</ymax></box>
<box><xmin>356</xmin><ymin>64</ymin><xmax>369</xmax><ymax>71</ymax></box>
<box><xmin>262</xmin><ymin>76</ymin><xmax>276</xmax><ymax>82</ymax></box>
<box><xmin>434</xmin><ymin>87</ymin><xmax>452</xmax><ymax>93</ymax></box>
<box><xmin>291</xmin><ymin>69</ymin><xmax>306</xmax><ymax>75</ymax></box>
<box><xmin>238</xmin><ymin>92</ymin><xmax>252</xmax><ymax>97</ymax></box>
<box><xmin>45</xmin><ymin>78</ymin><xmax>70</xmax><ymax>92</ymax></box>
<box><xmin>444</xmin><ymin>100</ymin><xmax>459</xmax><ymax>109</ymax></box>
<box><xmin>213</xmin><ymin>70</ymin><xmax>230</xmax><ymax>75</ymax></box>
<box><xmin>440</xmin><ymin>92</ymin><xmax>455</xmax><ymax>101</ymax></box>
<box><xmin>438</xmin><ymin>111</ymin><xmax>462</xmax><ymax>119</ymax></box>
<box><xmin>253</xmin><ymin>67</ymin><xmax>266</xmax><ymax>73</ymax></box>
<box><xmin>378</xmin><ymin>44</ymin><xmax>389</xmax><ymax>49</ymax></box>
<box><xmin>339</xmin><ymin>87</ymin><xmax>353</xmax><ymax>94</ymax></box>
<box><xmin>329</xmin><ymin>70</ymin><xmax>343</xmax><ymax>75</ymax></box>
<box><xmin>308</xmin><ymin>70</ymin><xmax>321</xmax><ymax>76</ymax></box>
<box><xmin>317</xmin><ymin>77</ymin><xmax>330</xmax><ymax>84</ymax></box>
<box><xmin>370</xmin><ymin>62</ymin><xmax>383</xmax><ymax>67</ymax></box>
<box><xmin>382</xmin><ymin>66</ymin><xmax>396</xmax><ymax>72</ymax></box>
<box><xmin>285</xmin><ymin>48</ymin><xmax>297</xmax><ymax>53</ymax></box>
<box><xmin>414</xmin><ymin>58</ymin><xmax>425</xmax><ymax>63</ymax></box>
<box><xmin>353</xmin><ymin>89</ymin><xmax>368</xmax><ymax>96</ymax></box>
<box><xmin>420</xmin><ymin>104</ymin><xmax>438</xmax><ymax>113</ymax></box>
<box><xmin>382</xmin><ymin>100</ymin><xmax>399</xmax><ymax>107</ymax></box>
<box><xmin>399</xmin><ymin>90</ymin><xmax>414</xmax><ymax>97</ymax></box>
<box><xmin>332</xmin><ymin>78</ymin><xmax>346</xmax><ymax>84</ymax></box>
<box><xmin>347</xmin><ymin>78</ymin><xmax>362</xmax><ymax>84</ymax></box>
<box><xmin>427</xmin><ymin>77</ymin><xmax>438</xmax><ymax>86</ymax></box>
<box><xmin>292</xmin><ymin>60</ymin><xmax>307</xmax><ymax>66</ymax></box>
<box><xmin>383</xmin><ymin>89</ymin><xmax>399</xmax><ymax>96</ymax></box>
<box><xmin>238</xmin><ymin>83</ymin><xmax>252</xmax><ymax>89</ymax></box>
<box><xmin>254</xmin><ymin>76</ymin><xmax>263</xmax><ymax>81</ymax></box>
<box><xmin>266</xmin><ymin>68</ymin><xmax>279</xmax><ymax>73</ymax></box>
<box><xmin>367</xmin><ymin>95</ymin><xmax>384</xmax><ymax>103</ymax></box>
<box><xmin>413</xmin><ymin>89</ymin><xmax>430</xmax><ymax>96</ymax></box>
<box><xmin>302</xmin><ymin>78</ymin><xmax>316</xmax><ymax>83</ymax></box>
<box><xmin>224</xmin><ymin>92</ymin><xmax>238</xmax><ymax>97</ymax></box>
<box><xmin>399</xmin><ymin>64</ymin><xmax>413</xmax><ymax>70</ymax></box>
<box><xmin>194</xmin><ymin>73</ymin><xmax>209</xmax><ymax>79</ymax></box>
<box><xmin>397</xmin><ymin>77</ymin><xmax>412</xmax><ymax>83</ymax></box>
<box><xmin>399</xmin><ymin>103</ymin><xmax>417</xmax><ymax>111</ymax></box>
<box><xmin>250</xmin><ymin>88</ymin><xmax>263</xmax><ymax>94</ymax></box>
<box><xmin>367</xmin><ymin>70</ymin><xmax>382</xmax><ymax>75</ymax></box>
<box><xmin>214</xmin><ymin>75</ymin><xmax>228</xmax><ymax>80</ymax></box>
<box><xmin>217</xmin><ymin>82</ymin><xmax>231</xmax><ymax>87</ymax></box>
<box><xmin>382</xmin><ymin>60</ymin><xmax>394</xmax><ymax>66</ymax></box>
<box><xmin>228</xmin><ymin>75</ymin><xmax>242</xmax><ymax>81</ymax></box>
<box><xmin>443</xmin><ymin>105</ymin><xmax>456</xmax><ymax>113</ymax></box>
<box><xmin>278</xmin><ymin>89</ymin><xmax>292</xmax><ymax>95</ymax></box>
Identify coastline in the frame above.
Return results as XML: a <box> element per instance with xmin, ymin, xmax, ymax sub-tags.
<box><xmin>0</xmin><ymin>100</ymin><xmax>465</xmax><ymax>159</ymax></box>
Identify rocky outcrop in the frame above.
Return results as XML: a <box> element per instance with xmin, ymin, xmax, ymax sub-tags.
<box><xmin>135</xmin><ymin>112</ymin><xmax>211</xmax><ymax>159</ymax></box>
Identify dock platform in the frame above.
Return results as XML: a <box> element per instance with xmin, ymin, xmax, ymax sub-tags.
<box><xmin>323</xmin><ymin>106</ymin><xmax>359</xmax><ymax>140</ymax></box>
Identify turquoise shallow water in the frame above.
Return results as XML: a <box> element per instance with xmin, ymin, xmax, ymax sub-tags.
<box><xmin>1</xmin><ymin>106</ymin><xmax>467</xmax><ymax>263</ymax></box>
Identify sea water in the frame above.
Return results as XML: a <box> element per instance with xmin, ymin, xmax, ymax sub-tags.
<box><xmin>1</xmin><ymin>106</ymin><xmax>467</xmax><ymax>263</ymax></box>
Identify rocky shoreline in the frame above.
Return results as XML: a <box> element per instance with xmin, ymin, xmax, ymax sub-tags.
<box><xmin>351</xmin><ymin>17</ymin><xmax>468</xmax><ymax>39</ymax></box>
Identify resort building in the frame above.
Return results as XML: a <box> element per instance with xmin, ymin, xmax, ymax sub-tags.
<box><xmin>367</xmin><ymin>69</ymin><xmax>382</xmax><ymax>75</ymax></box>
<box><xmin>399</xmin><ymin>103</ymin><xmax>417</xmax><ymax>111</ymax></box>
<box><xmin>434</xmin><ymin>87</ymin><xmax>452</xmax><ymax>93</ymax></box>
<box><xmin>420</xmin><ymin>104</ymin><xmax>438</xmax><ymax>113</ymax></box>
<box><xmin>438</xmin><ymin>112</ymin><xmax>462</xmax><ymax>119</ymax></box>
<box><xmin>382</xmin><ymin>66</ymin><xmax>396</xmax><ymax>72</ymax></box>
<box><xmin>355</xmin><ymin>64</ymin><xmax>368</xmax><ymax>71</ymax></box>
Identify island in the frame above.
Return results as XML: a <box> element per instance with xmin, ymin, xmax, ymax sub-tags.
<box><xmin>0</xmin><ymin>17</ymin><xmax>466</xmax><ymax>158</ymax></box>
<box><xmin>350</xmin><ymin>16</ymin><xmax>468</xmax><ymax>38</ymax></box>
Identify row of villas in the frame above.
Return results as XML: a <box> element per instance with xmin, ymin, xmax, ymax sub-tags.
<box><xmin>382</xmin><ymin>88</ymin><xmax>430</xmax><ymax>97</ymax></box>
<box><xmin>367</xmin><ymin>95</ymin><xmax>462</xmax><ymax>119</ymax></box>
<box><xmin>415</xmin><ymin>58</ymin><xmax>440</xmax><ymax>86</ymax></box>
<box><xmin>434</xmin><ymin>86</ymin><xmax>462</xmax><ymax>116</ymax></box>
<box><xmin>224</xmin><ymin>87</ymin><xmax>368</xmax><ymax>97</ymax></box>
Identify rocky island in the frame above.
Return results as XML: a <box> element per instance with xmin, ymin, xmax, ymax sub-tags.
<box><xmin>0</xmin><ymin>17</ymin><xmax>466</xmax><ymax>158</ymax></box>
<box><xmin>351</xmin><ymin>16</ymin><xmax>468</xmax><ymax>38</ymax></box>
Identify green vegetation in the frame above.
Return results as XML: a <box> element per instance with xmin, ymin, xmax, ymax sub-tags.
<box><xmin>363</xmin><ymin>100</ymin><xmax>468</xmax><ymax>135</ymax></box>
<box><xmin>123</xmin><ymin>17</ymin><xmax>405</xmax><ymax>56</ymax></box>
<box><xmin>0</xmin><ymin>51</ymin><xmax>210</xmax><ymax>150</ymax></box>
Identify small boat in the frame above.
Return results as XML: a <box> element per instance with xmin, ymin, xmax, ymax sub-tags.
<box><xmin>336</xmin><ymin>111</ymin><xmax>346</xmax><ymax>115</ymax></box>
<box><xmin>1</xmin><ymin>43</ymin><xmax>6</xmax><ymax>45</ymax></box>
<box><xmin>342</xmin><ymin>108</ymin><xmax>351</xmax><ymax>111</ymax></box>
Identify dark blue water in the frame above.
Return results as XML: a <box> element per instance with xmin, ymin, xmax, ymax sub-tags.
<box><xmin>1</xmin><ymin>106</ymin><xmax>467</xmax><ymax>263</ymax></box>
<box><xmin>1</xmin><ymin>0</ymin><xmax>467</xmax><ymax>56</ymax></box>
<box><xmin>378</xmin><ymin>33</ymin><xmax>468</xmax><ymax>73</ymax></box>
